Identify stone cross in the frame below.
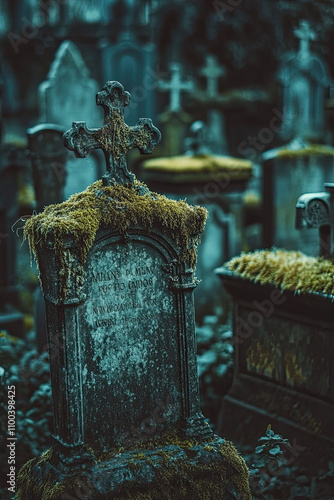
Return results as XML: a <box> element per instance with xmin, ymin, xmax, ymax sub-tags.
<box><xmin>200</xmin><ymin>54</ymin><xmax>225</xmax><ymax>98</ymax></box>
<box><xmin>63</xmin><ymin>80</ymin><xmax>161</xmax><ymax>185</ymax></box>
<box><xmin>158</xmin><ymin>63</ymin><xmax>194</xmax><ymax>112</ymax></box>
<box><xmin>294</xmin><ymin>20</ymin><xmax>317</xmax><ymax>62</ymax></box>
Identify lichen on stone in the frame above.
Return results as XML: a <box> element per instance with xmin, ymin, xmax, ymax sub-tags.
<box><xmin>95</xmin><ymin>111</ymin><xmax>132</xmax><ymax>160</ymax></box>
<box><xmin>225</xmin><ymin>248</ymin><xmax>334</xmax><ymax>296</ymax></box>
<box><xmin>24</xmin><ymin>179</ymin><xmax>208</xmax><ymax>299</ymax></box>
<box><xmin>16</xmin><ymin>436</ymin><xmax>251</xmax><ymax>500</ymax></box>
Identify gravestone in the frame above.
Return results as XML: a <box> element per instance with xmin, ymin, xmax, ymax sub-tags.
<box><xmin>200</xmin><ymin>55</ymin><xmax>227</xmax><ymax>155</ymax></box>
<box><xmin>157</xmin><ymin>63</ymin><xmax>194</xmax><ymax>156</ymax></box>
<box><xmin>261</xmin><ymin>21</ymin><xmax>334</xmax><ymax>253</ymax></box>
<box><xmin>102</xmin><ymin>31</ymin><xmax>156</xmax><ymax>126</ymax></box>
<box><xmin>27</xmin><ymin>124</ymin><xmax>69</xmax><ymax>351</ymax></box>
<box><xmin>39</xmin><ymin>40</ymin><xmax>103</xmax><ymax>197</ymax></box>
<box><xmin>279</xmin><ymin>20</ymin><xmax>330</xmax><ymax>142</ymax></box>
<box><xmin>215</xmin><ymin>249</ymin><xmax>334</xmax><ymax>475</ymax></box>
<box><xmin>18</xmin><ymin>81</ymin><xmax>251</xmax><ymax>499</ymax></box>
<box><xmin>27</xmin><ymin>124</ymin><xmax>68</xmax><ymax>212</ymax></box>
<box><xmin>191</xmin><ymin>54</ymin><xmax>228</xmax><ymax>156</ymax></box>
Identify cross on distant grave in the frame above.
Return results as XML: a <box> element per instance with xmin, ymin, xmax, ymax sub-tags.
<box><xmin>158</xmin><ymin>63</ymin><xmax>194</xmax><ymax>112</ymax></box>
<box><xmin>294</xmin><ymin>20</ymin><xmax>317</xmax><ymax>61</ymax></box>
<box><xmin>64</xmin><ymin>80</ymin><xmax>161</xmax><ymax>185</ymax></box>
<box><xmin>200</xmin><ymin>55</ymin><xmax>225</xmax><ymax>98</ymax></box>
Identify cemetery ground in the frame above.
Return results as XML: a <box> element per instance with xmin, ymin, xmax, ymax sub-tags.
<box><xmin>1</xmin><ymin>302</ymin><xmax>333</xmax><ymax>499</ymax></box>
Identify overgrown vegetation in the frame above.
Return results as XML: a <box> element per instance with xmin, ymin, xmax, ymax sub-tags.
<box><xmin>226</xmin><ymin>248</ymin><xmax>334</xmax><ymax>296</ymax></box>
<box><xmin>24</xmin><ymin>180</ymin><xmax>208</xmax><ymax>299</ymax></box>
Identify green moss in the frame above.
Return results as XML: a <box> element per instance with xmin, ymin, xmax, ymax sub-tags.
<box><xmin>97</xmin><ymin>430</ymin><xmax>201</xmax><ymax>463</ymax></box>
<box><xmin>277</xmin><ymin>144</ymin><xmax>334</xmax><ymax>158</ymax></box>
<box><xmin>16</xmin><ymin>437</ymin><xmax>251</xmax><ymax>500</ymax></box>
<box><xmin>118</xmin><ymin>440</ymin><xmax>251</xmax><ymax>500</ymax></box>
<box><xmin>226</xmin><ymin>248</ymin><xmax>334</xmax><ymax>296</ymax></box>
<box><xmin>24</xmin><ymin>180</ymin><xmax>207</xmax><ymax>300</ymax></box>
<box><xmin>142</xmin><ymin>154</ymin><xmax>253</xmax><ymax>177</ymax></box>
<box><xmin>95</xmin><ymin>112</ymin><xmax>132</xmax><ymax>160</ymax></box>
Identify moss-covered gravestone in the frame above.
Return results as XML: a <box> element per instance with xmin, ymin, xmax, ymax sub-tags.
<box><xmin>17</xmin><ymin>81</ymin><xmax>251</xmax><ymax>500</ymax></box>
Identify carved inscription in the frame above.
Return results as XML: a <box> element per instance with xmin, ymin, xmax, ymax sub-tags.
<box><xmin>83</xmin><ymin>244</ymin><xmax>170</xmax><ymax>335</ymax></box>
<box><xmin>89</xmin><ymin>264</ymin><xmax>157</xmax><ymax>328</ymax></box>
<box><xmin>81</xmin><ymin>240</ymin><xmax>182</xmax><ymax>447</ymax></box>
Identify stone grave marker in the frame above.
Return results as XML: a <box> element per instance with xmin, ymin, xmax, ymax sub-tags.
<box><xmin>279</xmin><ymin>20</ymin><xmax>331</xmax><ymax>143</ymax></box>
<box><xmin>157</xmin><ymin>63</ymin><xmax>194</xmax><ymax>156</ymax></box>
<box><xmin>27</xmin><ymin>124</ymin><xmax>68</xmax><ymax>212</ymax></box>
<box><xmin>158</xmin><ymin>62</ymin><xmax>194</xmax><ymax>114</ymax></box>
<box><xmin>102</xmin><ymin>30</ymin><xmax>156</xmax><ymax>126</ymax></box>
<box><xmin>39</xmin><ymin>40</ymin><xmax>103</xmax><ymax>197</ymax></box>
<box><xmin>215</xmin><ymin>246</ymin><xmax>334</xmax><ymax>474</ymax></box>
<box><xmin>18</xmin><ymin>81</ymin><xmax>251</xmax><ymax>499</ymax></box>
<box><xmin>27</xmin><ymin>123</ymin><xmax>69</xmax><ymax>351</ymax></box>
<box><xmin>185</xmin><ymin>54</ymin><xmax>229</xmax><ymax>156</ymax></box>
<box><xmin>261</xmin><ymin>21</ymin><xmax>334</xmax><ymax>253</ymax></box>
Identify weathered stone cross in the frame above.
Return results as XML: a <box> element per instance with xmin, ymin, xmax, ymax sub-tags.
<box><xmin>200</xmin><ymin>55</ymin><xmax>225</xmax><ymax>98</ymax></box>
<box><xmin>158</xmin><ymin>63</ymin><xmax>194</xmax><ymax>112</ymax></box>
<box><xmin>63</xmin><ymin>80</ymin><xmax>161</xmax><ymax>185</ymax></box>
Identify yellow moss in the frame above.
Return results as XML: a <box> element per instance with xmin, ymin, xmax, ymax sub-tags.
<box><xmin>142</xmin><ymin>154</ymin><xmax>252</xmax><ymax>178</ymax></box>
<box><xmin>24</xmin><ymin>180</ymin><xmax>207</xmax><ymax>299</ymax></box>
<box><xmin>16</xmin><ymin>438</ymin><xmax>251</xmax><ymax>500</ymax></box>
<box><xmin>284</xmin><ymin>352</ymin><xmax>306</xmax><ymax>384</ymax></box>
<box><xmin>95</xmin><ymin>112</ymin><xmax>131</xmax><ymax>160</ymax></box>
<box><xmin>243</xmin><ymin>191</ymin><xmax>261</xmax><ymax>208</ymax></box>
<box><xmin>277</xmin><ymin>144</ymin><xmax>334</xmax><ymax>158</ymax></box>
<box><xmin>226</xmin><ymin>248</ymin><xmax>334</xmax><ymax>296</ymax></box>
<box><xmin>247</xmin><ymin>342</ymin><xmax>276</xmax><ymax>377</ymax></box>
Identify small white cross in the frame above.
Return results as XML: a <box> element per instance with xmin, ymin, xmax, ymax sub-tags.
<box><xmin>158</xmin><ymin>63</ymin><xmax>194</xmax><ymax>112</ymax></box>
<box><xmin>200</xmin><ymin>55</ymin><xmax>225</xmax><ymax>98</ymax></box>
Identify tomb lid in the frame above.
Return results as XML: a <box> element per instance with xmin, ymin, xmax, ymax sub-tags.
<box><xmin>141</xmin><ymin>154</ymin><xmax>252</xmax><ymax>178</ymax></box>
<box><xmin>262</xmin><ymin>138</ymin><xmax>334</xmax><ymax>162</ymax></box>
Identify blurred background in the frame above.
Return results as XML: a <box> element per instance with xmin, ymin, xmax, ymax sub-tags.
<box><xmin>1</xmin><ymin>1</ymin><xmax>334</xmax><ymax>499</ymax></box>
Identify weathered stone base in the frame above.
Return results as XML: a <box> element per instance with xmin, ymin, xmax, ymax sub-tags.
<box><xmin>16</xmin><ymin>435</ymin><xmax>251</xmax><ymax>500</ymax></box>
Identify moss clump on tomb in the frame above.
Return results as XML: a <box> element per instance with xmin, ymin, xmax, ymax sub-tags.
<box><xmin>115</xmin><ymin>440</ymin><xmax>251</xmax><ymax>500</ymax></box>
<box><xmin>16</xmin><ymin>437</ymin><xmax>251</xmax><ymax>500</ymax></box>
<box><xmin>226</xmin><ymin>248</ymin><xmax>334</xmax><ymax>296</ymax></box>
<box><xmin>277</xmin><ymin>144</ymin><xmax>334</xmax><ymax>159</ymax></box>
<box><xmin>142</xmin><ymin>154</ymin><xmax>252</xmax><ymax>178</ymax></box>
<box><xmin>24</xmin><ymin>179</ymin><xmax>207</xmax><ymax>299</ymax></box>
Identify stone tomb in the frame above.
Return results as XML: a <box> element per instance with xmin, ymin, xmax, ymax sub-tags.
<box><xmin>18</xmin><ymin>82</ymin><xmax>250</xmax><ymax>499</ymax></box>
<box><xmin>215</xmin><ymin>249</ymin><xmax>334</xmax><ymax>475</ymax></box>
